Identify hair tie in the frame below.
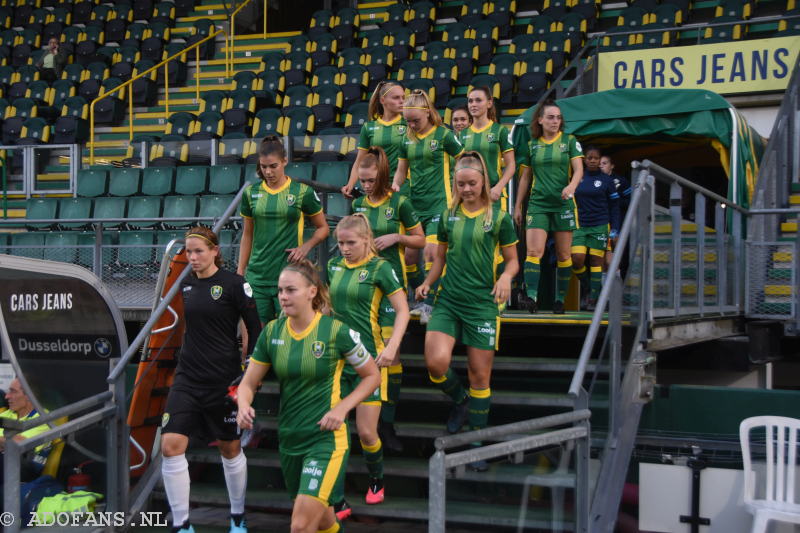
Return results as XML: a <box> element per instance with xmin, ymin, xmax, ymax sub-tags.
<box><xmin>368</xmin><ymin>148</ymin><xmax>381</xmax><ymax>155</ymax></box>
<box><xmin>187</xmin><ymin>233</ymin><xmax>217</xmax><ymax>246</ymax></box>
<box><xmin>283</xmin><ymin>266</ymin><xmax>315</xmax><ymax>284</ymax></box>
<box><xmin>381</xmin><ymin>84</ymin><xmax>398</xmax><ymax>97</ymax></box>
<box><xmin>404</xmin><ymin>106</ymin><xmax>429</xmax><ymax>110</ymax></box>
<box><xmin>456</xmin><ymin>166</ymin><xmax>484</xmax><ymax>175</ymax></box>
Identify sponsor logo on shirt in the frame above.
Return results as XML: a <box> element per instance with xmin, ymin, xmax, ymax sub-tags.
<box><xmin>483</xmin><ymin>219</ymin><xmax>494</xmax><ymax>232</ymax></box>
<box><xmin>286</xmin><ymin>194</ymin><xmax>297</xmax><ymax>206</ymax></box>
<box><xmin>358</xmin><ymin>269</ymin><xmax>369</xmax><ymax>282</ymax></box>
<box><xmin>356</xmin><ymin>207</ymin><xmax>367</xmax><ymax>212</ymax></box>
<box><xmin>448</xmin><ymin>217</ymin><xmax>460</xmax><ymax>221</ymax></box>
<box><xmin>331</xmin><ymin>266</ymin><xmax>342</xmax><ymax>271</ymax></box>
<box><xmin>251</xmin><ymin>194</ymin><xmax>262</xmax><ymax>198</ymax></box>
<box><xmin>211</xmin><ymin>285</ymin><xmax>223</xmax><ymax>300</ymax></box>
<box><xmin>576</xmin><ymin>141</ymin><xmax>583</xmax><ymax>152</ymax></box>
<box><xmin>312</xmin><ymin>341</ymin><xmax>325</xmax><ymax>358</ymax></box>
<box><xmin>429</xmin><ymin>140</ymin><xmax>439</xmax><ymax>151</ymax></box>
<box><xmin>486</xmin><ymin>133</ymin><xmax>495</xmax><ymax>142</ymax></box>
<box><xmin>559</xmin><ymin>143</ymin><xmax>567</xmax><ymax>152</ymax></box>
<box><xmin>462</xmin><ymin>135</ymin><xmax>472</xmax><ymax>139</ymax></box>
<box><xmin>309</xmin><ymin>479</ymin><xmax>319</xmax><ymax>490</ymax></box>
<box><xmin>477</xmin><ymin>324</ymin><xmax>496</xmax><ymax>335</ymax></box>
<box><xmin>384</xmin><ymin>207</ymin><xmax>394</xmax><ymax>220</ymax></box>
<box><xmin>384</xmin><ymin>306</ymin><xmax>395</xmax><ymax>313</ymax></box>
<box><xmin>243</xmin><ymin>283</ymin><xmax>253</xmax><ymax>297</ymax></box>
<box><xmin>370</xmin><ymin>126</ymin><xmax>380</xmax><ymax>131</ymax></box>
<box><xmin>595</xmin><ymin>180</ymin><xmax>602</xmax><ymax>187</ymax></box>
<box><xmin>272</xmin><ymin>339</ymin><xmax>285</xmax><ymax>345</ymax></box>
<box><xmin>561</xmin><ymin>212</ymin><xmax>574</xmax><ymax>219</ymax></box>
<box><xmin>309</xmin><ymin>460</ymin><xmax>318</xmax><ymax>466</ymax></box>
<box><xmin>183</xmin><ymin>286</ymin><xmax>192</xmax><ymax>292</ymax></box>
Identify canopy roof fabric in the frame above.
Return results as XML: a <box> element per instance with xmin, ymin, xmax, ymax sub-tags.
<box><xmin>513</xmin><ymin>89</ymin><xmax>766</xmax><ymax>208</ymax></box>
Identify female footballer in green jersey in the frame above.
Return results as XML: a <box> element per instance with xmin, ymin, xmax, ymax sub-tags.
<box><xmin>514</xmin><ymin>100</ymin><xmax>584</xmax><ymax>315</ymax></box>
<box><xmin>351</xmin><ymin>147</ymin><xmax>425</xmax><ymax>453</ymax></box>
<box><xmin>238</xmin><ymin>136</ymin><xmax>330</xmax><ymax>350</ymax></box>
<box><xmin>450</xmin><ymin>105</ymin><xmax>472</xmax><ymax>135</ymax></box>
<box><xmin>237</xmin><ymin>260</ymin><xmax>381</xmax><ymax>533</ymax></box>
<box><xmin>342</xmin><ymin>81</ymin><xmax>409</xmax><ymax>198</ymax></box>
<box><xmin>459</xmin><ymin>87</ymin><xmax>515</xmax><ymax>211</ymax></box>
<box><xmin>327</xmin><ymin>213</ymin><xmax>410</xmax><ymax>504</ymax></box>
<box><xmin>417</xmin><ymin>152</ymin><xmax>519</xmax><ymax>471</ymax></box>
<box><xmin>392</xmin><ymin>89</ymin><xmax>464</xmax><ymax>325</ymax></box>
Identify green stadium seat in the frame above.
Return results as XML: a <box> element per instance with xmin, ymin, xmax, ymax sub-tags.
<box><xmin>404</xmin><ymin>79</ymin><xmax>436</xmax><ymax>104</ymax></box>
<box><xmin>209</xmin><ymin>165</ymin><xmax>244</xmax><ymax>194</ymax></box>
<box><xmin>127</xmin><ymin>196</ymin><xmax>163</xmax><ymax>229</ymax></box>
<box><xmin>175</xmin><ymin>166</ymin><xmax>208</xmax><ymax>195</ymax></box>
<box><xmin>521</xmin><ymin>51</ymin><xmax>554</xmax><ymax>77</ymax></box>
<box><xmin>163</xmin><ymin>196</ymin><xmax>198</xmax><ymax>229</ymax></box>
<box><xmin>200</xmin><ymin>90</ymin><xmax>228</xmax><ymax>113</ymax></box>
<box><xmin>398</xmin><ymin>59</ymin><xmax>428</xmax><ymax>83</ymax></box>
<box><xmin>252</xmin><ymin>108</ymin><xmax>284</xmax><ymax>140</ymax></box>
<box><xmin>141</xmin><ymin>167</ymin><xmax>175</xmax><ymax>196</ymax></box>
<box><xmin>54</xmin><ymin>96</ymin><xmax>90</xmax><ymax>144</ymax></box>
<box><xmin>310</xmin><ymin>9</ymin><xmax>334</xmax><ymax>28</ymax></box>
<box><xmin>312</xmin><ymin>65</ymin><xmax>340</xmax><ymax>87</ymax></box>
<box><xmin>716</xmin><ymin>0</ymin><xmax>753</xmax><ymax>19</ymax></box>
<box><xmin>443</xmin><ymin>22</ymin><xmax>470</xmax><ymax>44</ymax></box>
<box><xmin>421</xmin><ymin>41</ymin><xmax>450</xmax><ymax>63</ymax></box>
<box><xmin>618</xmin><ymin>6</ymin><xmax>649</xmax><ymax>27</ymax></box>
<box><xmin>191</xmin><ymin>110</ymin><xmax>224</xmax><ymax>138</ymax></box>
<box><xmin>44</xmin><ymin>232</ymin><xmax>78</xmax><ymax>263</ymax></box>
<box><xmin>92</xmin><ymin>197</ymin><xmax>128</xmax><ymax>230</ymax></box>
<box><xmin>343</xmin><ymin>102</ymin><xmax>369</xmax><ymax>134</ymax></box>
<box><xmin>428</xmin><ymin>58</ymin><xmax>458</xmax><ymax>106</ymax></box>
<box><xmin>219</xmin><ymin>132</ymin><xmax>249</xmax><ymax>165</ymax></box>
<box><xmin>199</xmin><ymin>195</ymin><xmax>235</xmax><ymax>227</ymax></box>
<box><xmin>603</xmin><ymin>25</ymin><xmax>636</xmax><ymax>49</ymax></box>
<box><xmin>386</xmin><ymin>2</ymin><xmax>410</xmax><ymax>23</ymax></box>
<box><xmin>361</xmin><ymin>29</ymin><xmax>388</xmax><ymax>49</ymax></box>
<box><xmin>109</xmin><ymin>168</ymin><xmax>142</xmax><ymax>197</ymax></box>
<box><xmin>528</xmin><ymin>15</ymin><xmax>555</xmax><ymax>39</ymax></box>
<box><xmin>337</xmin><ymin>47</ymin><xmax>365</xmax><ymax>68</ymax></box>
<box><xmin>59</xmin><ymin>198</ymin><xmax>93</xmax><ymax>230</ymax></box>
<box><xmin>244</xmin><ymin>164</ymin><xmax>258</xmax><ymax>182</ymax></box>
<box><xmin>77</xmin><ymin>168</ymin><xmax>108</xmax><ymax>197</ymax></box>
<box><xmin>703</xmin><ymin>16</ymin><xmax>745</xmax><ymax>41</ymax></box>
<box><xmin>284</xmin><ymin>85</ymin><xmax>313</xmax><ymax>108</ymax></box>
<box><xmin>232</xmin><ymin>71</ymin><xmax>258</xmax><ymax>92</ymax></box>
<box><xmin>316</xmin><ymin>161</ymin><xmax>350</xmax><ymax>188</ymax></box>
<box><xmin>326</xmin><ymin>194</ymin><xmax>348</xmax><ymax>217</ymax></box>
<box><xmin>156</xmin><ymin>230</ymin><xmax>184</xmax><ymax>261</ymax></box>
<box><xmin>282</xmin><ymin>106</ymin><xmax>316</xmax><ymax>137</ymax></box>
<box><xmin>450</xmin><ymin>39</ymin><xmax>480</xmax><ymax>86</ymax></box>
<box><xmin>410</xmin><ymin>1</ymin><xmax>436</xmax><ymax>21</ymax></box>
<box><xmin>77</xmin><ymin>231</ymin><xmax>117</xmax><ymax>270</ymax></box>
<box><xmin>282</xmin><ymin>162</ymin><xmax>312</xmax><ymax>182</ymax></box>
<box><xmin>166</xmin><ymin>111</ymin><xmax>196</xmax><ymax>136</ymax></box>
<box><xmin>468</xmin><ymin>74</ymin><xmax>501</xmax><ymax>101</ymax></box>
<box><xmin>650</xmin><ymin>4</ymin><xmax>683</xmax><ymax>26</ymax></box>
<box><xmin>25</xmin><ymin>197</ymin><xmax>58</xmax><ymax>230</ymax></box>
<box><xmin>259</xmin><ymin>51</ymin><xmax>285</xmax><ymax>72</ymax></box>
<box><xmin>118</xmin><ymin>230</ymin><xmax>156</xmax><ymax>269</ymax></box>
<box><xmin>11</xmin><ymin>231</ymin><xmax>45</xmax><ymax>259</ymax></box>
<box><xmin>444</xmin><ymin>97</ymin><xmax>468</xmax><ymax>124</ymax></box>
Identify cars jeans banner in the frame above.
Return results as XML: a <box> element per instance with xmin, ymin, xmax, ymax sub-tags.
<box><xmin>598</xmin><ymin>36</ymin><xmax>800</xmax><ymax>94</ymax></box>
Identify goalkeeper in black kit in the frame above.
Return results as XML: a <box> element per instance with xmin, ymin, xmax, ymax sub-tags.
<box><xmin>160</xmin><ymin>226</ymin><xmax>262</xmax><ymax>533</ymax></box>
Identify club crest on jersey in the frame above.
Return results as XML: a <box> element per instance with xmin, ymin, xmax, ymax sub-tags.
<box><xmin>358</xmin><ymin>269</ymin><xmax>369</xmax><ymax>282</ymax></box>
<box><xmin>486</xmin><ymin>133</ymin><xmax>495</xmax><ymax>142</ymax></box>
<box><xmin>286</xmin><ymin>194</ymin><xmax>297</xmax><ymax>206</ymax></box>
<box><xmin>211</xmin><ymin>285</ymin><xmax>223</xmax><ymax>300</ymax></box>
<box><xmin>483</xmin><ymin>219</ymin><xmax>494</xmax><ymax>232</ymax></box>
<box><xmin>162</xmin><ymin>413</ymin><xmax>169</xmax><ymax>428</ymax></box>
<box><xmin>312</xmin><ymin>341</ymin><xmax>325</xmax><ymax>358</ymax></box>
<box><xmin>594</xmin><ymin>180</ymin><xmax>602</xmax><ymax>187</ymax></box>
<box><xmin>397</xmin><ymin>125</ymin><xmax>406</xmax><ymax>134</ymax></box>
<box><xmin>429</xmin><ymin>140</ymin><xmax>439</xmax><ymax>151</ymax></box>
<box><xmin>527</xmin><ymin>215</ymin><xmax>533</xmax><ymax>225</ymax></box>
<box><xmin>559</xmin><ymin>143</ymin><xmax>567</xmax><ymax>152</ymax></box>
<box><xmin>384</xmin><ymin>207</ymin><xmax>394</xmax><ymax>220</ymax></box>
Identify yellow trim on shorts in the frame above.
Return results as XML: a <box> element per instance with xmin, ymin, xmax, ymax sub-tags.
<box><xmin>317</xmin><ymin>447</ymin><xmax>346</xmax><ymax>504</ymax></box>
<box><xmin>426</xmin><ymin>234</ymin><xmax>439</xmax><ymax>244</ymax></box>
<box><xmin>469</xmin><ymin>387</ymin><xmax>491</xmax><ymax>398</ymax></box>
<box><xmin>388</xmin><ymin>364</ymin><xmax>403</xmax><ymax>374</ymax></box>
<box><xmin>429</xmin><ymin>373</ymin><xmax>447</xmax><ymax>383</ymax></box>
<box><xmin>572</xmin><ymin>246</ymin><xmax>588</xmax><ymax>254</ymax></box>
<box><xmin>381</xmin><ymin>326</ymin><xmax>394</xmax><ymax>339</ymax></box>
<box><xmin>496</xmin><ymin>316</ymin><xmax>501</xmax><ymax>350</ymax></box>
<box><xmin>380</xmin><ymin>366</ymin><xmax>388</xmax><ymax>401</ymax></box>
<box><xmin>301</xmin><ymin>495</ymin><xmax>329</xmax><ymax>508</ymax></box>
<box><xmin>362</xmin><ymin>401</ymin><xmax>382</xmax><ymax>406</ymax></box>
<box><xmin>361</xmin><ymin>440</ymin><xmax>382</xmax><ymax>453</ymax></box>
<box><xmin>589</xmin><ymin>248</ymin><xmax>605</xmax><ymax>257</ymax></box>
<box><xmin>370</xmin><ymin>288</ymin><xmax>386</xmax><ymax>356</ymax></box>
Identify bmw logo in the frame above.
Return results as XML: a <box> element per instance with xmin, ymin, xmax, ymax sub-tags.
<box><xmin>94</xmin><ymin>338</ymin><xmax>112</xmax><ymax>358</ymax></box>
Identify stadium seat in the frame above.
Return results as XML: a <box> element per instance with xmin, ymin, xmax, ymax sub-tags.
<box><xmin>338</xmin><ymin>65</ymin><xmax>368</xmax><ymax>112</ymax></box>
<box><xmin>468</xmin><ymin>74</ymin><xmax>500</xmax><ymax>102</ymax></box>
<box><xmin>11</xmin><ymin>231</ymin><xmax>45</xmax><ymax>259</ymax></box>
<box><xmin>637</xmin><ymin>23</ymin><xmax>677</xmax><ymax>46</ymax></box>
<box><xmin>50</xmin><ymin>79</ymin><xmax>76</xmax><ymax>109</ymax></box>
<box><xmin>25</xmin><ymin>197</ymin><xmax>58</xmax><ymax>230</ymax></box>
<box><xmin>335</xmin><ymin>6</ymin><xmax>360</xmax><ymax>28</ymax></box>
<box><xmin>199</xmin><ymin>90</ymin><xmax>227</xmax><ymax>113</ymax></box>
<box><xmin>310</xmin><ymin>9</ymin><xmax>335</xmax><ymax>29</ymax></box>
<box><xmin>282</xmin><ymin>106</ymin><xmax>315</xmax><ymax>138</ymax></box>
<box><xmin>361</xmin><ymin>28</ymin><xmax>388</xmax><ymax>49</ymax></box>
<box><xmin>109</xmin><ymin>167</ymin><xmax>142</xmax><ymax>197</ymax></box>
<box><xmin>222</xmin><ymin>89</ymin><xmax>255</xmax><ymax>134</ymax></box>
<box><xmin>286</xmin><ymin>162</ymin><xmax>314</xmax><ymax>181</ymax></box>
<box><xmin>209</xmin><ymin>164</ymin><xmax>243</xmax><ymax>195</ymax></box>
<box><xmin>387</xmin><ymin>27</ymin><xmax>414</xmax><ymax>67</ymax></box>
<box><xmin>76</xmin><ymin>231</ymin><xmax>116</xmax><ymax>269</ymax></box>
<box><xmin>166</xmin><ymin>111</ymin><xmax>196</xmax><ymax>136</ymax></box>
<box><xmin>660</xmin><ymin>0</ymin><xmax>691</xmax><ymax>22</ymax></box>
<box><xmin>115</xmin><ymin>4</ymin><xmax>134</xmax><ymax>21</ymax></box>
<box><xmin>311</xmin><ymin>84</ymin><xmax>342</xmax><ymax>131</ymax></box>
<box><xmin>141</xmin><ymin>167</ymin><xmax>175</xmax><ymax>196</ymax></box>
<box><xmin>521</xmin><ymin>51</ymin><xmax>554</xmax><ymax>77</ymax></box>
<box><xmin>93</xmin><ymin>197</ymin><xmax>128</xmax><ymax>230</ymax></box>
<box><xmin>162</xmin><ymin>196</ymin><xmax>197</xmax><ymax>229</ymax></box>
<box><xmin>41</xmin><ymin>232</ymin><xmax>78</xmax><ymax>263</ymax></box>
<box><xmin>312</xmin><ymin>127</ymin><xmax>349</xmax><ymax>163</ymax></box>
<box><xmin>287</xmin><ymin>34</ymin><xmax>310</xmax><ymax>54</ymax></box>
<box><xmin>603</xmin><ymin>25</ymin><xmax>636</xmax><ymax>49</ymax></box>
<box><xmin>515</xmin><ymin>71</ymin><xmax>549</xmax><ymax>106</ymax></box>
<box><xmin>443</xmin><ymin>97</ymin><xmax>467</xmax><ymax>124</ymax></box>
<box><xmin>52</xmin><ymin>7</ymin><xmax>72</xmax><ymax>25</ymax></box>
<box><xmin>123</xmin><ymin>134</ymin><xmax>157</xmax><ymax>167</ymax></box>
<box><xmin>450</xmin><ymin>39</ymin><xmax>479</xmax><ymax>86</ymax></box>
<box><xmin>312</xmin><ymin>65</ymin><xmax>340</xmax><ymax>88</ymax></box>
<box><xmin>218</xmin><ymin>132</ymin><xmax>249</xmax><ymax>165</ymax></box>
<box><xmin>331</xmin><ymin>23</ymin><xmax>355</xmax><ymax>50</ymax></box>
<box><xmin>252</xmin><ymin>108</ymin><xmax>284</xmax><ymax>139</ymax></box>
<box><xmin>366</xmin><ymin>45</ymin><xmax>393</xmax><ymax>90</ymax></box>
<box><xmin>716</xmin><ymin>0</ymin><xmax>753</xmax><ymax>19</ymax></box>
<box><xmin>43</xmin><ymin>23</ymin><xmax>65</xmax><ymax>45</ymax></box>
<box><xmin>282</xmin><ymin>52</ymin><xmax>311</xmax><ymax>87</ymax></box>
<box><xmin>343</xmin><ymin>101</ymin><xmax>368</xmax><ymax>133</ymax></box>
<box><xmin>618</xmin><ymin>6</ymin><xmax>649</xmax><ymax>27</ymax></box>
<box><xmin>198</xmin><ymin>195</ymin><xmax>234</xmax><ymax>227</ymax></box>
<box><xmin>93</xmin><ymin>78</ymin><xmax>125</xmax><ymax>125</ymax></box>
<box><xmin>703</xmin><ymin>16</ymin><xmax>745</xmax><ymax>41</ymax></box>
<box><xmin>58</xmin><ymin>198</ymin><xmax>93</xmax><ymax>230</ymax></box>
<box><xmin>156</xmin><ymin>230</ymin><xmax>184</xmax><ymax>260</ymax></box>
<box><xmin>151</xmin><ymin>1</ymin><xmax>175</xmax><ymax>25</ymax></box>
<box><xmin>284</xmin><ymin>85</ymin><xmax>313</xmax><ymax>108</ymax></box>
<box><xmin>421</xmin><ymin>41</ymin><xmax>449</xmax><ymax>63</ymax></box>
<box><xmin>127</xmin><ymin>197</ymin><xmax>163</xmax><ymax>229</ymax></box>
<box><xmin>650</xmin><ymin>4</ymin><xmax>683</xmax><ymax>25</ymax></box>
<box><xmin>257</xmin><ymin>71</ymin><xmax>285</xmax><ymax>104</ymax></box>
<box><xmin>131</xmin><ymin>59</ymin><xmax>157</xmax><ymax>105</ymax></box>
<box><xmin>444</xmin><ymin>22</ymin><xmax>470</xmax><ymax>44</ymax></box>
<box><xmin>410</xmin><ymin>1</ymin><xmax>436</xmax><ymax>21</ymax></box>
<box><xmin>398</xmin><ymin>59</ymin><xmax>428</xmax><ymax>85</ymax></box>
<box><xmin>428</xmin><ymin>58</ymin><xmax>457</xmax><ymax>107</ymax></box>
<box><xmin>260</xmin><ymin>52</ymin><xmax>285</xmax><ymax>73</ymax></box>
<box><xmin>53</xmin><ymin>95</ymin><xmax>89</xmax><ymax>143</ymax></box>
<box><xmin>542</xmin><ymin>0</ymin><xmax>569</xmax><ymax>20</ymax></box>
<box><xmin>381</xmin><ymin>19</ymin><xmax>405</xmax><ymax>34</ymax></box>
<box><xmin>407</xmin><ymin>17</ymin><xmax>432</xmax><ymax>46</ymax></box>
<box><xmin>528</xmin><ymin>15</ymin><xmax>555</xmax><ymax>41</ymax></box>
<box><xmin>191</xmin><ymin>110</ymin><xmax>224</xmax><ymax>138</ymax></box>
<box><xmin>77</xmin><ymin>168</ymin><xmax>108</xmax><ymax>197</ymax></box>
<box><xmin>386</xmin><ymin>2</ymin><xmax>410</xmax><ymax>23</ymax></box>
<box><xmin>488</xmin><ymin>54</ymin><xmax>519</xmax><ymax>104</ymax></box>
<box><xmin>149</xmin><ymin>134</ymin><xmax>191</xmax><ymax>167</ymax></box>
<box><xmin>118</xmin><ymin>230</ymin><xmax>156</xmax><ymax>270</ymax></box>
<box><xmin>338</xmin><ymin>47</ymin><xmax>365</xmax><ymax>68</ymax></box>
<box><xmin>404</xmin><ymin>78</ymin><xmax>436</xmax><ymax>104</ymax></box>
<box><xmin>175</xmin><ymin>166</ymin><xmax>208</xmax><ymax>195</ymax></box>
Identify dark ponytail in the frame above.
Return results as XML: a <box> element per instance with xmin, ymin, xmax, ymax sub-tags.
<box><xmin>530</xmin><ymin>99</ymin><xmax>563</xmax><ymax>140</ymax></box>
<box><xmin>256</xmin><ymin>135</ymin><xmax>287</xmax><ymax>181</ymax></box>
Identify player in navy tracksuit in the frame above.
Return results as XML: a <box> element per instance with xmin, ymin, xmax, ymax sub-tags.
<box><xmin>571</xmin><ymin>146</ymin><xmax>620</xmax><ymax>311</ymax></box>
<box><xmin>600</xmin><ymin>154</ymin><xmax>631</xmax><ymax>279</ymax></box>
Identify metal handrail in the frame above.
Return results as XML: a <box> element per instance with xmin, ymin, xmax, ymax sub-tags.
<box><xmin>0</xmin><ymin>216</ymin><xmax>243</xmax><ymax>225</ymax></box>
<box><xmin>106</xmin><ymin>181</ymin><xmax>252</xmax><ymax>383</ymax></box>
<box><xmin>230</xmin><ymin>0</ymin><xmax>252</xmax><ymax>62</ymax></box>
<box><xmin>0</xmin><ymin>391</ymin><xmax>113</xmax><ymax>431</ymax></box>
<box><xmin>89</xmin><ymin>29</ymin><xmax>230</xmax><ymax>165</ymax></box>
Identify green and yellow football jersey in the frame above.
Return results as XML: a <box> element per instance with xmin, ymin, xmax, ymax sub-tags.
<box><xmin>350</xmin><ymin>193</ymin><xmax>420</xmax><ymax>286</ymax></box>
<box><xmin>240</xmin><ymin>178</ymin><xmax>323</xmax><ymax>287</ymax></box>
<box><xmin>457</xmin><ymin>122</ymin><xmax>514</xmax><ymax>189</ymax></box>
<box><xmin>358</xmin><ymin>116</ymin><xmax>410</xmax><ymax>196</ymax></box>
<box><xmin>436</xmin><ymin>205</ymin><xmax>518</xmax><ymax>307</ymax></box>
<box><xmin>251</xmin><ymin>313</ymin><xmax>371</xmax><ymax>454</ymax></box>
<box><xmin>519</xmin><ymin>132</ymin><xmax>583</xmax><ymax>212</ymax></box>
<box><xmin>327</xmin><ymin>254</ymin><xmax>404</xmax><ymax>357</ymax></box>
<box><xmin>398</xmin><ymin>126</ymin><xmax>463</xmax><ymax>216</ymax></box>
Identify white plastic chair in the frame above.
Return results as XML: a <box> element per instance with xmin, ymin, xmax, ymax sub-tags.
<box><xmin>740</xmin><ymin>416</ymin><xmax>800</xmax><ymax>533</ymax></box>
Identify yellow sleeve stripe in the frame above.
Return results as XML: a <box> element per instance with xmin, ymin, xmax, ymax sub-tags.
<box><xmin>386</xmin><ymin>287</ymin><xmax>404</xmax><ymax>297</ymax></box>
<box><xmin>406</xmin><ymin>222</ymin><xmax>421</xmax><ymax>230</ymax></box>
<box><xmin>436</xmin><ymin>240</ymin><xmax>448</xmax><ymax>245</ymax></box>
<box><xmin>520</xmin><ymin>164</ymin><xmax>531</xmax><ymax>168</ymax></box>
<box><xmin>357</xmin><ymin>146</ymin><xmax>369</xmax><ymax>151</ymax></box>
<box><xmin>570</xmin><ymin>155</ymin><xmax>585</xmax><ymax>160</ymax></box>
<box><xmin>309</xmin><ymin>208</ymin><xmax>324</xmax><ymax>217</ymax></box>
<box><xmin>249</xmin><ymin>358</ymin><xmax>271</xmax><ymax>367</ymax></box>
<box><xmin>500</xmin><ymin>240</ymin><xmax>519</xmax><ymax>248</ymax></box>
<box><xmin>501</xmin><ymin>148</ymin><xmax>514</xmax><ymax>154</ymax></box>
<box><xmin>398</xmin><ymin>157</ymin><xmax>408</xmax><ymax>161</ymax></box>
<box><xmin>240</xmin><ymin>213</ymin><xmax>253</xmax><ymax>219</ymax></box>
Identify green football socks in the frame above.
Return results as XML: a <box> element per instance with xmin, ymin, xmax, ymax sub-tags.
<box><xmin>381</xmin><ymin>365</ymin><xmax>403</xmax><ymax>424</ymax></box>
<box><xmin>468</xmin><ymin>388</ymin><xmax>491</xmax><ymax>446</ymax></box>
<box><xmin>361</xmin><ymin>439</ymin><xmax>384</xmax><ymax>479</ymax></box>
<box><xmin>430</xmin><ymin>368</ymin><xmax>467</xmax><ymax>404</ymax></box>
<box><xmin>590</xmin><ymin>266</ymin><xmax>603</xmax><ymax>300</ymax></box>
<box><xmin>524</xmin><ymin>256</ymin><xmax>541</xmax><ymax>300</ymax></box>
<box><xmin>556</xmin><ymin>259</ymin><xmax>573</xmax><ymax>302</ymax></box>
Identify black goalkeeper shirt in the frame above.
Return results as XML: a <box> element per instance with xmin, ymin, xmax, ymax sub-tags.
<box><xmin>174</xmin><ymin>268</ymin><xmax>262</xmax><ymax>387</ymax></box>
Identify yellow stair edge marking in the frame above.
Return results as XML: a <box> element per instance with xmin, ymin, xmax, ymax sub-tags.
<box><xmin>765</xmin><ymin>285</ymin><xmax>792</xmax><ymax>296</ymax></box>
<box><xmin>654</xmin><ymin>223</ymin><xmax>716</xmax><ymax>234</ymax></box>
<box><xmin>110</xmin><ymin>125</ymin><xmax>170</xmax><ymax>133</ymax></box>
<box><xmin>773</xmin><ymin>252</ymin><xmax>793</xmax><ymax>261</ymax></box>
<box><xmin>653</xmin><ymin>252</ymin><xmax>717</xmax><ymax>262</ymax></box>
<box><xmin>221</xmin><ymin>43</ymin><xmax>290</xmax><ymax>52</ymax></box>
<box><xmin>178</xmin><ymin>14</ymin><xmax>226</xmax><ymax>21</ymax></box>
<box><xmin>782</xmin><ymin>222</ymin><xmax>798</xmax><ymax>232</ymax></box>
<box><xmin>36</xmin><ymin>174</ymin><xmax>69</xmax><ymax>181</ymax></box>
<box><xmin>1</xmin><ymin>210</ymin><xmax>25</xmax><ymax>217</ymax></box>
<box><xmin>87</xmin><ymin>141</ymin><xmax>126</xmax><ymax>147</ymax></box>
<box><xmin>359</xmin><ymin>1</ymin><xmax>396</xmax><ymax>8</ymax></box>
<box><xmin>175</xmin><ymin>84</ymin><xmax>232</xmax><ymax>92</ymax></box>
<box><xmin>135</xmin><ymin>110</ymin><xmax>198</xmax><ymax>119</ymax></box>
<box><xmin>236</xmin><ymin>31</ymin><xmax>301</xmax><ymax>39</ymax></box>
<box><xmin>790</xmin><ymin>196</ymin><xmax>800</xmax><ymax>204</ymax></box>
<box><xmin>681</xmin><ymin>285</ymin><xmax>718</xmax><ymax>295</ymax></box>
<box><xmin>192</xmin><ymin>3</ymin><xmax>225</xmax><ymax>8</ymax></box>
<box><xmin>503</xmin><ymin>109</ymin><xmax>524</xmax><ymax>116</ymax></box>
<box><xmin>158</xmin><ymin>98</ymin><xmax>199</xmax><ymax>105</ymax></box>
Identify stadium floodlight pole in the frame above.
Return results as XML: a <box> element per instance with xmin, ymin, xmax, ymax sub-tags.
<box><xmin>107</xmin><ymin>181</ymin><xmax>252</xmax><ymax>383</ymax></box>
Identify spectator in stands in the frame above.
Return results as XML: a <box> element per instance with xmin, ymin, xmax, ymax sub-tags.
<box><xmin>0</xmin><ymin>378</ymin><xmax>52</xmax><ymax>481</ymax></box>
<box><xmin>515</xmin><ymin>99</ymin><xmax>584</xmax><ymax>315</ymax></box>
<box><xmin>36</xmin><ymin>38</ymin><xmax>70</xmax><ymax>84</ymax></box>
<box><xmin>450</xmin><ymin>105</ymin><xmax>472</xmax><ymax>134</ymax></box>
<box><xmin>392</xmin><ymin>90</ymin><xmax>464</xmax><ymax>325</ymax></box>
<box><xmin>600</xmin><ymin>154</ymin><xmax>631</xmax><ymax>280</ymax></box>
<box><xmin>570</xmin><ymin>145</ymin><xmax>620</xmax><ymax>312</ymax></box>
<box><xmin>418</xmin><ymin>152</ymin><xmax>518</xmax><ymax>471</ymax></box>
<box><xmin>238</xmin><ymin>136</ymin><xmax>329</xmax><ymax>353</ymax></box>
